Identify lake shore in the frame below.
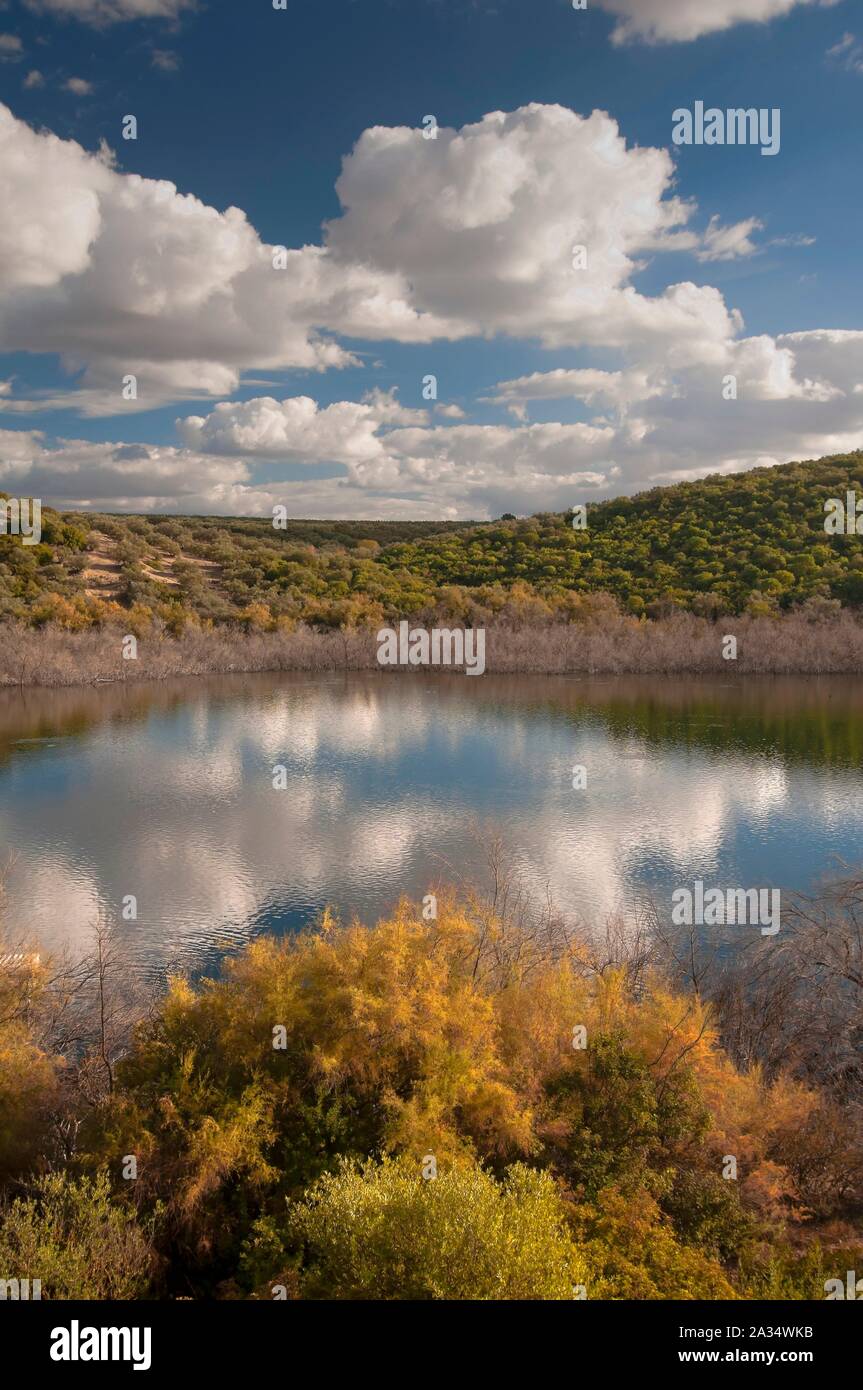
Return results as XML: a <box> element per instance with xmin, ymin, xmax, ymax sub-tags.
<box><xmin>3</xmin><ymin>609</ymin><xmax>863</xmax><ymax>688</ymax></box>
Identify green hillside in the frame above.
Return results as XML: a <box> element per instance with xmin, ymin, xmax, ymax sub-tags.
<box><xmin>379</xmin><ymin>452</ymin><xmax>863</xmax><ymax>617</ymax></box>
<box><xmin>2</xmin><ymin>451</ymin><xmax>862</xmax><ymax>630</ymax></box>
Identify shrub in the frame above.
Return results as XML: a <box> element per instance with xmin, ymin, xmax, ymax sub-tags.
<box><xmin>290</xmin><ymin>1157</ymin><xmax>586</xmax><ymax>1300</ymax></box>
<box><xmin>0</xmin><ymin>1172</ymin><xmax>157</xmax><ymax>1300</ymax></box>
<box><xmin>571</xmin><ymin>1186</ymin><xmax>739</xmax><ymax>1300</ymax></box>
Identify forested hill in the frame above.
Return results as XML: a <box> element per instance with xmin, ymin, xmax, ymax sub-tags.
<box><xmin>379</xmin><ymin>451</ymin><xmax>863</xmax><ymax>616</ymax></box>
<box><xmin>2</xmin><ymin>451</ymin><xmax>862</xmax><ymax>628</ymax></box>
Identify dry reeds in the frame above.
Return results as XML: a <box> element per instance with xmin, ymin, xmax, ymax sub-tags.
<box><xmin>3</xmin><ymin>607</ymin><xmax>863</xmax><ymax>688</ymax></box>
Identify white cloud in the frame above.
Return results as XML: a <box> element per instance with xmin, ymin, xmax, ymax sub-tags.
<box><xmin>64</xmin><ymin>77</ymin><xmax>94</xmax><ymax>95</ymax></box>
<box><xmin>4</xmin><ymin>343</ymin><xmax>862</xmax><ymax>516</ymax></box>
<box><xmin>0</xmin><ymin>98</ymin><xmax>859</xmax><ymax>520</ymax></box>
<box><xmin>695</xmin><ymin>215</ymin><xmax>764</xmax><ymax>262</ymax></box>
<box><xmin>627</xmin><ymin>330</ymin><xmax>862</xmax><ymax>484</ymax></box>
<box><xmin>0</xmin><ymin>361</ymin><xmax>244</xmax><ymax>418</ymax></box>
<box><xmin>326</xmin><ymin>105</ymin><xmax>741</xmax><ymax>359</ymax></box>
<box><xmin>487</xmin><ymin>368</ymin><xmax>663</xmax><ymax>417</ymax></box>
<box><xmin>178</xmin><ymin>390</ymin><xmax>428</xmax><ymax>466</ymax></box>
<box><xmin>24</xmin><ymin>0</ymin><xmax>196</xmax><ymax>23</ymax></box>
<box><xmin>0</xmin><ymin>391</ymin><xmax>624</xmax><ymax>518</ymax></box>
<box><xmin>151</xmin><ymin>48</ymin><xmax>180</xmax><ymax>71</ymax></box>
<box><xmin>373</xmin><ymin>421</ymin><xmax>619</xmax><ymax>493</ymax></box>
<box><xmin>23</xmin><ymin>70</ymin><xmax>44</xmax><ymax>88</ymax></box>
<box><xmin>0</xmin><ymin>430</ymin><xmax>249</xmax><ymax>510</ymax></box>
<box><xmin>5</xmin><ymin>325</ymin><xmax>862</xmax><ymax>519</ymax></box>
<box><xmin>769</xmin><ymin>232</ymin><xmax>816</xmax><ymax>248</ymax></box>
<box><xmin>0</xmin><ymin>101</ymin><xmax>758</xmax><ymax>416</ymax></box>
<box><xmin>595</xmin><ymin>0</ymin><xmax>837</xmax><ymax>46</ymax></box>
<box><xmin>232</xmin><ymin>330</ymin><xmax>859</xmax><ymax>514</ymax></box>
<box><xmin>174</xmin><ymin>391</ymin><xmax>623</xmax><ymax>515</ymax></box>
<box><xmin>0</xmin><ymin>34</ymin><xmax>24</xmax><ymax>55</ymax></box>
<box><xmin>0</xmin><ymin>106</ymin><xmax>108</xmax><ymax>291</ymax></box>
<box><xmin>0</xmin><ymin>103</ymin><xmax>464</xmax><ymax>411</ymax></box>
<box><xmin>827</xmin><ymin>31</ymin><xmax>863</xmax><ymax>72</ymax></box>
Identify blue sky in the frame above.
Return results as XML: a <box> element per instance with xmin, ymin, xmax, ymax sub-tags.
<box><xmin>0</xmin><ymin>0</ymin><xmax>862</xmax><ymax>517</ymax></box>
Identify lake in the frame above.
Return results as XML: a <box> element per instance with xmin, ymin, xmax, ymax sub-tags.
<box><xmin>0</xmin><ymin>671</ymin><xmax>861</xmax><ymax>977</ymax></box>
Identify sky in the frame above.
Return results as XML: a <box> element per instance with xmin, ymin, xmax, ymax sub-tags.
<box><xmin>0</xmin><ymin>0</ymin><xmax>862</xmax><ymax>519</ymax></box>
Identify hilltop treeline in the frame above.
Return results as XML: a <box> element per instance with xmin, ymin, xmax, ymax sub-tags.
<box><xmin>1</xmin><ymin>877</ymin><xmax>861</xmax><ymax>1300</ymax></box>
<box><xmin>2</xmin><ymin>452</ymin><xmax>863</xmax><ymax>633</ymax></box>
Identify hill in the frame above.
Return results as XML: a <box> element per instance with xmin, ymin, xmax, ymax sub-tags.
<box><xmin>2</xmin><ymin>451</ymin><xmax>863</xmax><ymax>630</ymax></box>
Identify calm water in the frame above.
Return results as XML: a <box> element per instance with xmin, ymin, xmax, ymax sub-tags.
<box><xmin>0</xmin><ymin>671</ymin><xmax>861</xmax><ymax>976</ymax></box>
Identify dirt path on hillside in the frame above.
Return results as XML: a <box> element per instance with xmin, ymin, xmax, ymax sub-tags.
<box><xmin>81</xmin><ymin>532</ymin><xmax>123</xmax><ymax>599</ymax></box>
<box><xmin>83</xmin><ymin>534</ymin><xmax>223</xmax><ymax>598</ymax></box>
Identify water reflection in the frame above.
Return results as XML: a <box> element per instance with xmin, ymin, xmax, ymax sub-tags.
<box><xmin>0</xmin><ymin>672</ymin><xmax>861</xmax><ymax>976</ymax></box>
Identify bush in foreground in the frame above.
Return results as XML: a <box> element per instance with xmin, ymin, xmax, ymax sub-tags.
<box><xmin>0</xmin><ymin>1172</ymin><xmax>156</xmax><ymax>1300</ymax></box>
<box><xmin>288</xmin><ymin>1157</ymin><xmax>586</xmax><ymax>1300</ymax></box>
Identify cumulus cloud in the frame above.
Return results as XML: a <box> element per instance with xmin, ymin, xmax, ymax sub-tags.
<box><xmin>487</xmin><ymin>330</ymin><xmax>843</xmax><ymax>429</ymax></box>
<box><xmin>142</xmin><ymin>393</ymin><xmax>621</xmax><ymax>517</ymax></box>
<box><xmin>0</xmin><ymin>101</ymin><xmax>761</xmax><ymax>416</ymax></box>
<box><xmin>6</xmin><ymin>326</ymin><xmax>863</xmax><ymax>516</ymax></box>
<box><xmin>0</xmin><ymin>429</ymin><xmax>249</xmax><ymax>511</ymax></box>
<box><xmin>63</xmin><ymin>77</ymin><xmax>94</xmax><ymax>95</ymax></box>
<box><xmin>486</xmin><ymin>368</ymin><xmax>664</xmax><ymax>418</ymax></box>
<box><xmin>0</xmin><ymin>362</ymin><xmax>244</xmax><ymax>418</ymax></box>
<box><xmin>595</xmin><ymin>0</ymin><xmax>837</xmax><ymax>46</ymax></box>
<box><xmin>0</xmin><ymin>106</ymin><xmax>109</xmax><ymax>291</ymax></box>
<box><xmin>5</xmin><ymin>331</ymin><xmax>862</xmax><ymax>520</ymax></box>
<box><xmin>0</xmin><ymin>103</ymin><xmax>455</xmax><ymax>409</ymax></box>
<box><xmin>486</xmin><ymin>331</ymin><xmax>852</xmax><ymax>475</ymax></box>
<box><xmin>615</xmin><ymin>329</ymin><xmax>863</xmax><ymax>485</ymax></box>
<box><xmin>0</xmin><ymin>430</ymin><xmax>448</xmax><ymax>520</ymax></box>
<box><xmin>370</xmin><ymin>420</ymin><xmax>619</xmax><ymax>495</ymax></box>
<box><xmin>177</xmin><ymin>389</ymin><xmax>618</xmax><ymax>491</ymax></box>
<box><xmin>326</xmin><ymin>105</ymin><xmax>742</xmax><ymax>359</ymax></box>
<box><xmin>0</xmin><ymin>97</ymin><xmax>858</xmax><ymax>519</ymax></box>
<box><xmin>178</xmin><ymin>390</ymin><xmax>429</xmax><ymax>466</ymax></box>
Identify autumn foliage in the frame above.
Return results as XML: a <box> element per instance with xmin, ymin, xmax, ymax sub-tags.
<box><xmin>0</xmin><ymin>890</ymin><xmax>861</xmax><ymax>1299</ymax></box>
